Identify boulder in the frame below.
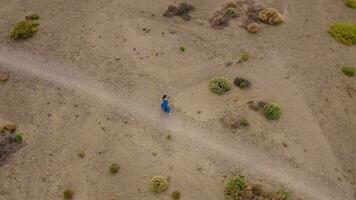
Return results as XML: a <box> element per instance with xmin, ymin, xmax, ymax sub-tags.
<box><xmin>258</xmin><ymin>8</ymin><xmax>284</xmax><ymax>25</ymax></box>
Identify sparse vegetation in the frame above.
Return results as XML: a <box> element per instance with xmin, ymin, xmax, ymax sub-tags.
<box><xmin>329</xmin><ymin>22</ymin><xmax>356</xmax><ymax>45</ymax></box>
<box><xmin>10</xmin><ymin>20</ymin><xmax>39</xmax><ymax>40</ymax></box>
<box><xmin>239</xmin><ymin>119</ymin><xmax>249</xmax><ymax>127</ymax></box>
<box><xmin>109</xmin><ymin>163</ymin><xmax>120</xmax><ymax>174</ymax></box>
<box><xmin>149</xmin><ymin>176</ymin><xmax>169</xmax><ymax>193</ymax></box>
<box><xmin>165</xmin><ymin>134</ymin><xmax>172</xmax><ymax>140</ymax></box>
<box><xmin>234</xmin><ymin>78</ymin><xmax>251</xmax><ymax>89</ymax></box>
<box><xmin>209</xmin><ymin>77</ymin><xmax>231</xmax><ymax>95</ymax></box>
<box><xmin>240</xmin><ymin>52</ymin><xmax>250</xmax><ymax>62</ymax></box>
<box><xmin>346</xmin><ymin>0</ymin><xmax>356</xmax><ymax>8</ymax></box>
<box><xmin>25</xmin><ymin>12</ymin><xmax>40</xmax><ymax>20</ymax></box>
<box><xmin>171</xmin><ymin>190</ymin><xmax>181</xmax><ymax>200</ymax></box>
<box><xmin>264</xmin><ymin>103</ymin><xmax>282</xmax><ymax>120</ymax></box>
<box><xmin>224</xmin><ymin>176</ymin><xmax>246</xmax><ymax>200</ymax></box>
<box><xmin>163</xmin><ymin>3</ymin><xmax>195</xmax><ymax>21</ymax></box>
<box><xmin>14</xmin><ymin>133</ymin><xmax>23</xmax><ymax>143</ymax></box>
<box><xmin>63</xmin><ymin>189</ymin><xmax>74</xmax><ymax>200</ymax></box>
<box><xmin>272</xmin><ymin>189</ymin><xmax>290</xmax><ymax>200</ymax></box>
<box><xmin>341</xmin><ymin>65</ymin><xmax>355</xmax><ymax>76</ymax></box>
<box><xmin>78</xmin><ymin>151</ymin><xmax>85</xmax><ymax>158</ymax></box>
<box><xmin>179</xmin><ymin>46</ymin><xmax>186</xmax><ymax>52</ymax></box>
<box><xmin>225</xmin><ymin>7</ymin><xmax>237</xmax><ymax>17</ymax></box>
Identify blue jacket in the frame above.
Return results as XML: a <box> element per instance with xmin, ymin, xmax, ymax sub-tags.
<box><xmin>161</xmin><ymin>99</ymin><xmax>171</xmax><ymax>113</ymax></box>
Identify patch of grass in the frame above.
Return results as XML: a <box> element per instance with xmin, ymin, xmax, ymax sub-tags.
<box><xmin>171</xmin><ymin>190</ymin><xmax>181</xmax><ymax>200</ymax></box>
<box><xmin>240</xmin><ymin>52</ymin><xmax>250</xmax><ymax>62</ymax></box>
<box><xmin>10</xmin><ymin>20</ymin><xmax>39</xmax><ymax>40</ymax></box>
<box><xmin>149</xmin><ymin>176</ymin><xmax>169</xmax><ymax>193</ymax></box>
<box><xmin>272</xmin><ymin>189</ymin><xmax>290</xmax><ymax>200</ymax></box>
<box><xmin>179</xmin><ymin>46</ymin><xmax>186</xmax><ymax>52</ymax></box>
<box><xmin>14</xmin><ymin>133</ymin><xmax>23</xmax><ymax>143</ymax></box>
<box><xmin>341</xmin><ymin>65</ymin><xmax>355</xmax><ymax>76</ymax></box>
<box><xmin>63</xmin><ymin>189</ymin><xmax>74</xmax><ymax>200</ymax></box>
<box><xmin>234</xmin><ymin>78</ymin><xmax>251</xmax><ymax>89</ymax></box>
<box><xmin>165</xmin><ymin>134</ymin><xmax>172</xmax><ymax>140</ymax></box>
<box><xmin>329</xmin><ymin>22</ymin><xmax>356</xmax><ymax>45</ymax></box>
<box><xmin>25</xmin><ymin>12</ymin><xmax>40</xmax><ymax>20</ymax></box>
<box><xmin>225</xmin><ymin>7</ymin><xmax>237</xmax><ymax>17</ymax></box>
<box><xmin>224</xmin><ymin>176</ymin><xmax>246</xmax><ymax>200</ymax></box>
<box><xmin>209</xmin><ymin>77</ymin><xmax>232</xmax><ymax>95</ymax></box>
<box><xmin>109</xmin><ymin>163</ymin><xmax>120</xmax><ymax>174</ymax></box>
<box><xmin>264</xmin><ymin>103</ymin><xmax>282</xmax><ymax>120</ymax></box>
<box><xmin>346</xmin><ymin>0</ymin><xmax>356</xmax><ymax>8</ymax></box>
<box><xmin>239</xmin><ymin>119</ymin><xmax>249</xmax><ymax>127</ymax></box>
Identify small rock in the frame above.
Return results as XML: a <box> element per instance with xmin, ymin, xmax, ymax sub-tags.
<box><xmin>0</xmin><ymin>72</ymin><xmax>9</xmax><ymax>82</ymax></box>
<box><xmin>246</xmin><ymin>22</ymin><xmax>260</xmax><ymax>34</ymax></box>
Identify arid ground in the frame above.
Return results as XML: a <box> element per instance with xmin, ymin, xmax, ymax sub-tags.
<box><xmin>0</xmin><ymin>0</ymin><xmax>355</xmax><ymax>200</ymax></box>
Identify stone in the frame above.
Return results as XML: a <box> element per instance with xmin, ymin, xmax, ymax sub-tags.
<box><xmin>246</xmin><ymin>22</ymin><xmax>260</xmax><ymax>34</ymax></box>
<box><xmin>258</xmin><ymin>8</ymin><xmax>284</xmax><ymax>25</ymax></box>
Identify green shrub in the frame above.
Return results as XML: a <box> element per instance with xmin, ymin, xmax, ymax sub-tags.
<box><xmin>234</xmin><ymin>78</ymin><xmax>250</xmax><ymax>89</ymax></box>
<box><xmin>179</xmin><ymin>46</ymin><xmax>186</xmax><ymax>52</ymax></box>
<box><xmin>63</xmin><ymin>189</ymin><xmax>74</xmax><ymax>200</ymax></box>
<box><xmin>14</xmin><ymin>133</ymin><xmax>23</xmax><ymax>143</ymax></box>
<box><xmin>272</xmin><ymin>189</ymin><xmax>290</xmax><ymax>200</ymax></box>
<box><xmin>109</xmin><ymin>163</ymin><xmax>120</xmax><ymax>174</ymax></box>
<box><xmin>224</xmin><ymin>176</ymin><xmax>246</xmax><ymax>200</ymax></box>
<box><xmin>25</xmin><ymin>12</ymin><xmax>40</xmax><ymax>20</ymax></box>
<box><xmin>225</xmin><ymin>7</ymin><xmax>237</xmax><ymax>17</ymax></box>
<box><xmin>240</xmin><ymin>52</ymin><xmax>250</xmax><ymax>62</ymax></box>
<box><xmin>341</xmin><ymin>65</ymin><xmax>355</xmax><ymax>76</ymax></box>
<box><xmin>264</xmin><ymin>103</ymin><xmax>282</xmax><ymax>120</ymax></box>
<box><xmin>209</xmin><ymin>77</ymin><xmax>231</xmax><ymax>95</ymax></box>
<box><xmin>329</xmin><ymin>22</ymin><xmax>356</xmax><ymax>45</ymax></box>
<box><xmin>10</xmin><ymin>20</ymin><xmax>39</xmax><ymax>40</ymax></box>
<box><xmin>239</xmin><ymin>119</ymin><xmax>249</xmax><ymax>127</ymax></box>
<box><xmin>171</xmin><ymin>190</ymin><xmax>181</xmax><ymax>200</ymax></box>
<box><xmin>346</xmin><ymin>0</ymin><xmax>356</xmax><ymax>8</ymax></box>
<box><xmin>149</xmin><ymin>176</ymin><xmax>169</xmax><ymax>193</ymax></box>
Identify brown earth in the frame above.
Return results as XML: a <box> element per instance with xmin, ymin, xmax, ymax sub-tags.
<box><xmin>0</xmin><ymin>0</ymin><xmax>355</xmax><ymax>200</ymax></box>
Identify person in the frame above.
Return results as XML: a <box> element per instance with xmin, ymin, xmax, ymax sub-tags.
<box><xmin>161</xmin><ymin>94</ymin><xmax>172</xmax><ymax>114</ymax></box>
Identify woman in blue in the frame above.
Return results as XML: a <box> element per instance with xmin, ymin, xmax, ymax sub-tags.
<box><xmin>161</xmin><ymin>94</ymin><xmax>172</xmax><ymax>114</ymax></box>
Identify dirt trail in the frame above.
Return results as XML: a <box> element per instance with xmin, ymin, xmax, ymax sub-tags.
<box><xmin>0</xmin><ymin>45</ymin><xmax>353</xmax><ymax>200</ymax></box>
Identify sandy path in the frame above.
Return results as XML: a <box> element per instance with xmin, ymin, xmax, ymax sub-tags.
<box><xmin>0</xmin><ymin>45</ymin><xmax>353</xmax><ymax>200</ymax></box>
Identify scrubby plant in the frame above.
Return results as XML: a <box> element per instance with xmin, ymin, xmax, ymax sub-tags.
<box><xmin>165</xmin><ymin>134</ymin><xmax>172</xmax><ymax>140</ymax></box>
<box><xmin>63</xmin><ymin>189</ymin><xmax>74</xmax><ymax>200</ymax></box>
<box><xmin>78</xmin><ymin>151</ymin><xmax>85</xmax><ymax>158</ymax></box>
<box><xmin>341</xmin><ymin>65</ymin><xmax>355</xmax><ymax>76</ymax></box>
<box><xmin>329</xmin><ymin>22</ymin><xmax>356</xmax><ymax>45</ymax></box>
<box><xmin>109</xmin><ymin>163</ymin><xmax>120</xmax><ymax>174</ymax></box>
<box><xmin>239</xmin><ymin>119</ymin><xmax>249</xmax><ymax>127</ymax></box>
<box><xmin>272</xmin><ymin>189</ymin><xmax>290</xmax><ymax>200</ymax></box>
<box><xmin>234</xmin><ymin>78</ymin><xmax>251</xmax><ymax>89</ymax></box>
<box><xmin>10</xmin><ymin>20</ymin><xmax>39</xmax><ymax>40</ymax></box>
<box><xmin>209</xmin><ymin>77</ymin><xmax>231</xmax><ymax>95</ymax></box>
<box><xmin>240</xmin><ymin>52</ymin><xmax>250</xmax><ymax>62</ymax></box>
<box><xmin>25</xmin><ymin>12</ymin><xmax>40</xmax><ymax>20</ymax></box>
<box><xmin>264</xmin><ymin>103</ymin><xmax>282</xmax><ymax>120</ymax></box>
<box><xmin>346</xmin><ymin>0</ymin><xmax>356</xmax><ymax>8</ymax></box>
<box><xmin>179</xmin><ymin>46</ymin><xmax>186</xmax><ymax>52</ymax></box>
<box><xmin>171</xmin><ymin>190</ymin><xmax>181</xmax><ymax>200</ymax></box>
<box><xmin>149</xmin><ymin>176</ymin><xmax>169</xmax><ymax>193</ymax></box>
<box><xmin>225</xmin><ymin>7</ymin><xmax>237</xmax><ymax>17</ymax></box>
<box><xmin>14</xmin><ymin>133</ymin><xmax>23</xmax><ymax>143</ymax></box>
<box><xmin>224</xmin><ymin>176</ymin><xmax>246</xmax><ymax>200</ymax></box>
